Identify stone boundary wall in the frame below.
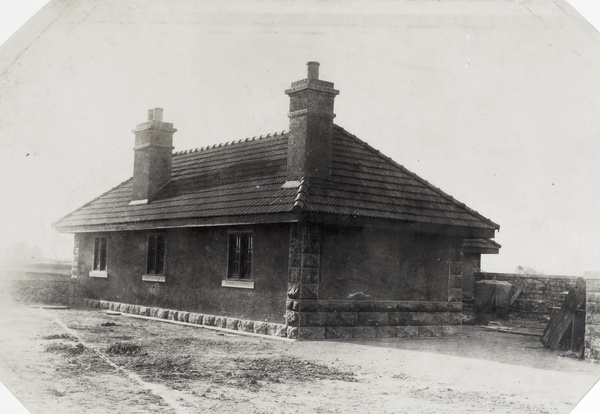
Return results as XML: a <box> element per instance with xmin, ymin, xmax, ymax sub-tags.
<box><xmin>585</xmin><ymin>279</ymin><xmax>600</xmax><ymax>360</ymax></box>
<box><xmin>82</xmin><ymin>298</ymin><xmax>462</xmax><ymax>340</ymax></box>
<box><xmin>3</xmin><ymin>272</ymin><xmax>76</xmax><ymax>306</ymax></box>
<box><xmin>475</xmin><ymin>272</ymin><xmax>583</xmax><ymax>319</ymax></box>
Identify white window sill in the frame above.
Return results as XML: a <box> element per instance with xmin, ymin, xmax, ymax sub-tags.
<box><xmin>142</xmin><ymin>274</ymin><xmax>166</xmax><ymax>283</ymax></box>
<box><xmin>89</xmin><ymin>270</ymin><xmax>108</xmax><ymax>278</ymax></box>
<box><xmin>221</xmin><ymin>279</ymin><xmax>254</xmax><ymax>289</ymax></box>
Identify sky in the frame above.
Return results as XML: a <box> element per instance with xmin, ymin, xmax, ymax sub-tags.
<box><xmin>1</xmin><ymin>0</ymin><xmax>600</xmax><ymax>276</ymax></box>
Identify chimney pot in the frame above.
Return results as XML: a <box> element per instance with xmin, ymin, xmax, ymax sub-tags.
<box><xmin>307</xmin><ymin>61</ymin><xmax>320</xmax><ymax>80</ymax></box>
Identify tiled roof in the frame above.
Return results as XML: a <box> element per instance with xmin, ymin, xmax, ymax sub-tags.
<box><xmin>54</xmin><ymin>125</ymin><xmax>499</xmax><ymax>233</ymax></box>
<box><xmin>463</xmin><ymin>238</ymin><xmax>502</xmax><ymax>254</ymax></box>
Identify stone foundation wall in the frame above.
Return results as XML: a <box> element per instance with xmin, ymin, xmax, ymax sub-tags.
<box><xmin>82</xmin><ymin>298</ymin><xmax>462</xmax><ymax>340</ymax></box>
<box><xmin>286</xmin><ymin>300</ymin><xmax>462</xmax><ymax>339</ymax></box>
<box><xmin>82</xmin><ymin>298</ymin><xmax>290</xmax><ymax>339</ymax></box>
<box><xmin>475</xmin><ymin>272</ymin><xmax>583</xmax><ymax>319</ymax></box>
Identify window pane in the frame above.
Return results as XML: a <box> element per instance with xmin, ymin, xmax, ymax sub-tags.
<box><xmin>229</xmin><ymin>234</ymin><xmax>241</xmax><ymax>277</ymax></box>
<box><xmin>99</xmin><ymin>238</ymin><xmax>107</xmax><ymax>271</ymax></box>
<box><xmin>147</xmin><ymin>235</ymin><xmax>157</xmax><ymax>274</ymax></box>
<box><xmin>155</xmin><ymin>235</ymin><xmax>165</xmax><ymax>275</ymax></box>
<box><xmin>93</xmin><ymin>238</ymin><xmax>100</xmax><ymax>270</ymax></box>
<box><xmin>241</xmin><ymin>234</ymin><xmax>252</xmax><ymax>278</ymax></box>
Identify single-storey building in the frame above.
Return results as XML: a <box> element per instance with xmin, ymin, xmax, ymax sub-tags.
<box><xmin>54</xmin><ymin>62</ymin><xmax>500</xmax><ymax>340</ymax></box>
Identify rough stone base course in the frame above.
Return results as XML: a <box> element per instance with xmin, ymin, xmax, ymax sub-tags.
<box><xmin>81</xmin><ymin>299</ymin><xmax>462</xmax><ymax>340</ymax></box>
<box><xmin>81</xmin><ymin>298</ymin><xmax>288</xmax><ymax>339</ymax></box>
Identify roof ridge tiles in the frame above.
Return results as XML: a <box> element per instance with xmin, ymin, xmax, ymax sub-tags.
<box><xmin>332</xmin><ymin>124</ymin><xmax>500</xmax><ymax>230</ymax></box>
<box><xmin>172</xmin><ymin>130</ymin><xmax>288</xmax><ymax>156</ymax></box>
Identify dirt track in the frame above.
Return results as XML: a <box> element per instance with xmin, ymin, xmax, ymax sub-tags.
<box><xmin>0</xmin><ymin>298</ymin><xmax>598</xmax><ymax>413</ymax></box>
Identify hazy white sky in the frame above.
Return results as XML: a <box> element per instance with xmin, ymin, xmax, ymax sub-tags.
<box><xmin>1</xmin><ymin>0</ymin><xmax>600</xmax><ymax>276</ymax></box>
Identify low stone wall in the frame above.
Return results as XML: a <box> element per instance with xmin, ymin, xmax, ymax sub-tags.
<box><xmin>81</xmin><ymin>298</ymin><xmax>290</xmax><ymax>339</ymax></box>
<box><xmin>285</xmin><ymin>299</ymin><xmax>463</xmax><ymax>340</ymax></box>
<box><xmin>475</xmin><ymin>272</ymin><xmax>582</xmax><ymax>319</ymax></box>
<box><xmin>8</xmin><ymin>277</ymin><xmax>77</xmax><ymax>306</ymax></box>
<box><xmin>585</xmin><ymin>278</ymin><xmax>600</xmax><ymax>360</ymax></box>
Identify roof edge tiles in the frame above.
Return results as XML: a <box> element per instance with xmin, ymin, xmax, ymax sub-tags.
<box><xmin>52</xmin><ymin>177</ymin><xmax>134</xmax><ymax>229</ymax></box>
<box><xmin>332</xmin><ymin>125</ymin><xmax>500</xmax><ymax>231</ymax></box>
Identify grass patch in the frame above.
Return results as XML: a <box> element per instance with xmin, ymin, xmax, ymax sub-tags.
<box><xmin>105</xmin><ymin>341</ymin><xmax>143</xmax><ymax>356</ymax></box>
<box><xmin>42</xmin><ymin>333</ymin><xmax>78</xmax><ymax>342</ymax></box>
<box><xmin>45</xmin><ymin>342</ymin><xmax>85</xmax><ymax>355</ymax></box>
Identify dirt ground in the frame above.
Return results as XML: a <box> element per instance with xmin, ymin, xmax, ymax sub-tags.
<box><xmin>0</xmin><ymin>298</ymin><xmax>598</xmax><ymax>413</ymax></box>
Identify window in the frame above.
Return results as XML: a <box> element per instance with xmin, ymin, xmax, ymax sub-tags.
<box><xmin>90</xmin><ymin>237</ymin><xmax>108</xmax><ymax>278</ymax></box>
<box><xmin>228</xmin><ymin>233</ymin><xmax>253</xmax><ymax>279</ymax></box>
<box><xmin>146</xmin><ymin>234</ymin><xmax>165</xmax><ymax>275</ymax></box>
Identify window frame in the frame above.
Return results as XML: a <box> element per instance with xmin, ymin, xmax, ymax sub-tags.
<box><xmin>89</xmin><ymin>236</ymin><xmax>108</xmax><ymax>278</ymax></box>
<box><xmin>143</xmin><ymin>233</ymin><xmax>167</xmax><ymax>283</ymax></box>
<box><xmin>223</xmin><ymin>231</ymin><xmax>254</xmax><ymax>289</ymax></box>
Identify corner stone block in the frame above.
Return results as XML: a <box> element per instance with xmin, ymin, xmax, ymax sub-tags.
<box><xmin>178</xmin><ymin>311</ymin><xmax>190</xmax><ymax>322</ymax></box>
<box><xmin>301</xmin><ymin>267</ymin><xmax>319</xmax><ymax>284</ymax></box>
<box><xmin>189</xmin><ymin>313</ymin><xmax>203</xmax><ymax>324</ymax></box>
<box><xmin>203</xmin><ymin>315</ymin><xmax>216</xmax><ymax>326</ymax></box>
<box><xmin>449</xmin><ymin>312</ymin><xmax>463</xmax><ymax>325</ymax></box>
<box><xmin>298</xmin><ymin>327</ymin><xmax>326</xmax><ymax>340</ymax></box>
<box><xmin>267</xmin><ymin>323</ymin><xmax>287</xmax><ymax>337</ymax></box>
<box><xmin>448</xmin><ymin>302</ymin><xmax>463</xmax><ymax>312</ymax></box>
<box><xmin>254</xmin><ymin>322</ymin><xmax>268</xmax><ymax>335</ymax></box>
<box><xmin>586</xmin><ymin>314</ymin><xmax>600</xmax><ymax>325</ymax></box>
<box><xmin>289</xmin><ymin>252</ymin><xmax>302</xmax><ymax>267</ymax></box>
<box><xmin>585</xmin><ymin>279</ymin><xmax>600</xmax><ymax>291</ymax></box>
<box><xmin>418</xmin><ymin>325</ymin><xmax>443</xmax><ymax>337</ymax></box>
<box><xmin>285</xmin><ymin>310</ymin><xmax>300</xmax><ymax>325</ymax></box>
<box><xmin>441</xmin><ymin>325</ymin><xmax>461</xmax><ymax>337</ymax></box>
<box><xmin>376</xmin><ymin>326</ymin><xmax>397</xmax><ymax>338</ymax></box>
<box><xmin>214</xmin><ymin>316</ymin><xmax>227</xmax><ymax>328</ymax></box>
<box><xmin>358</xmin><ymin>312</ymin><xmax>389</xmax><ymax>326</ymax></box>
<box><xmin>301</xmin><ymin>253</ymin><xmax>320</xmax><ymax>268</ymax></box>
<box><xmin>240</xmin><ymin>320</ymin><xmax>254</xmax><ymax>332</ymax></box>
<box><xmin>586</xmin><ymin>302</ymin><xmax>599</xmax><ymax>314</ymax></box>
<box><xmin>301</xmin><ymin>284</ymin><xmax>319</xmax><ymax>300</ymax></box>
<box><xmin>288</xmin><ymin>267</ymin><xmax>301</xmax><ymax>283</ymax></box>
<box><xmin>226</xmin><ymin>318</ymin><xmax>240</xmax><ymax>331</ymax></box>
<box><xmin>448</xmin><ymin>274</ymin><xmax>462</xmax><ymax>289</ymax></box>
<box><xmin>287</xmin><ymin>326</ymin><xmax>299</xmax><ymax>339</ymax></box>
<box><xmin>396</xmin><ymin>326</ymin><xmax>418</xmax><ymax>338</ymax></box>
<box><xmin>587</xmin><ymin>292</ymin><xmax>600</xmax><ymax>303</ymax></box>
<box><xmin>389</xmin><ymin>312</ymin><xmax>411</xmax><ymax>326</ymax></box>
<box><xmin>287</xmin><ymin>284</ymin><xmax>301</xmax><ymax>299</ymax></box>
<box><xmin>448</xmin><ymin>288</ymin><xmax>462</xmax><ymax>302</ymax></box>
<box><xmin>298</xmin><ymin>300</ymin><xmax>318</xmax><ymax>312</ymax></box>
<box><xmin>325</xmin><ymin>326</ymin><xmax>354</xmax><ymax>339</ymax></box>
<box><xmin>353</xmin><ymin>326</ymin><xmax>377</xmax><ymax>339</ymax></box>
<box><xmin>449</xmin><ymin>262</ymin><xmax>462</xmax><ymax>276</ymax></box>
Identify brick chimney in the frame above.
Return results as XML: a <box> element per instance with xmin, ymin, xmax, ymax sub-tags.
<box><xmin>285</xmin><ymin>62</ymin><xmax>339</xmax><ymax>181</ymax></box>
<box><xmin>130</xmin><ymin>108</ymin><xmax>176</xmax><ymax>204</ymax></box>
